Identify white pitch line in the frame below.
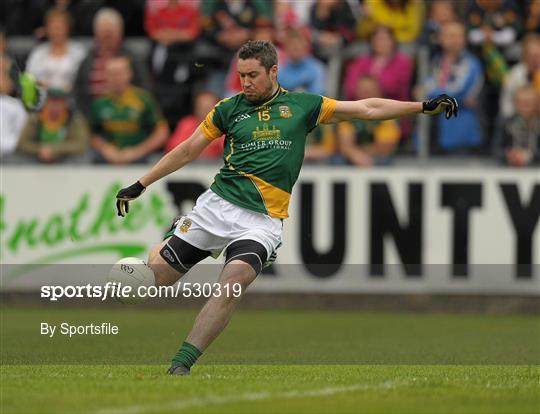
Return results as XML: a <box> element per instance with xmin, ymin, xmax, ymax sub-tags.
<box><xmin>97</xmin><ymin>380</ymin><xmax>407</xmax><ymax>414</ymax></box>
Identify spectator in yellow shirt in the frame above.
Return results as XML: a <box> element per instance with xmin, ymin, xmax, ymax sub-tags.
<box><xmin>336</xmin><ymin>75</ymin><xmax>401</xmax><ymax>167</ymax></box>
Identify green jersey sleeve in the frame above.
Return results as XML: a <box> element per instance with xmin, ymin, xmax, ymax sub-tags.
<box><xmin>201</xmin><ymin>98</ymin><xmax>228</xmax><ymax>140</ymax></box>
<box><xmin>298</xmin><ymin>93</ymin><xmax>337</xmax><ymax>132</ymax></box>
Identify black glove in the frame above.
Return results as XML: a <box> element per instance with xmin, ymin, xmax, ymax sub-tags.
<box><xmin>116</xmin><ymin>181</ymin><xmax>146</xmax><ymax>217</ymax></box>
<box><xmin>422</xmin><ymin>94</ymin><xmax>458</xmax><ymax>119</ymax></box>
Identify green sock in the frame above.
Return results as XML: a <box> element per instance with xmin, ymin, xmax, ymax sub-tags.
<box><xmin>171</xmin><ymin>342</ymin><xmax>202</xmax><ymax>369</ymax></box>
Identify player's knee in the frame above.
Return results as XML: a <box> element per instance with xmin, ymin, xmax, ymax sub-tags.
<box><xmin>218</xmin><ymin>261</ymin><xmax>258</xmax><ymax>302</ymax></box>
<box><xmin>224</xmin><ymin>239</ymin><xmax>268</xmax><ymax>277</ymax></box>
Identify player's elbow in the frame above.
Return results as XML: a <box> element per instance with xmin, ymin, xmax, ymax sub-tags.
<box><xmin>182</xmin><ymin>140</ymin><xmax>204</xmax><ymax>163</ymax></box>
<box><xmin>364</xmin><ymin>109</ymin><xmax>378</xmax><ymax>121</ymax></box>
<box><xmin>357</xmin><ymin>99</ymin><xmax>378</xmax><ymax>120</ymax></box>
<box><xmin>361</xmin><ymin>106</ymin><xmax>377</xmax><ymax>121</ymax></box>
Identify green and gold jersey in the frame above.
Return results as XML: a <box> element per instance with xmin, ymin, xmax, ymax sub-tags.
<box><xmin>201</xmin><ymin>87</ymin><xmax>336</xmax><ymax>218</ymax></box>
<box><xmin>90</xmin><ymin>86</ymin><xmax>166</xmax><ymax>148</ymax></box>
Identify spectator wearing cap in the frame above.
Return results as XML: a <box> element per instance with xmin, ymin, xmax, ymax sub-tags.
<box><xmin>25</xmin><ymin>9</ymin><xmax>86</xmax><ymax>91</ymax></box>
<box><xmin>89</xmin><ymin>56</ymin><xmax>169</xmax><ymax>165</ymax></box>
<box><xmin>17</xmin><ymin>88</ymin><xmax>89</xmax><ymax>163</ymax></box>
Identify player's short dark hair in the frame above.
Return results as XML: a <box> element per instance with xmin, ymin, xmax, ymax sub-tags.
<box><xmin>238</xmin><ymin>40</ymin><xmax>278</xmax><ymax>72</ymax></box>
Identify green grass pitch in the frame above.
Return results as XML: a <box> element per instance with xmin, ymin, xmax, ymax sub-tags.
<box><xmin>1</xmin><ymin>307</ymin><xmax>539</xmax><ymax>413</ymax></box>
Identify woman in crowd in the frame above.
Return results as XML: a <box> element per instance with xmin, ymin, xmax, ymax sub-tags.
<box><xmin>25</xmin><ymin>9</ymin><xmax>86</xmax><ymax>91</ymax></box>
<box><xmin>343</xmin><ymin>25</ymin><xmax>413</xmax><ymax>102</ymax></box>
<box><xmin>343</xmin><ymin>25</ymin><xmax>413</xmax><ymax>136</ymax></box>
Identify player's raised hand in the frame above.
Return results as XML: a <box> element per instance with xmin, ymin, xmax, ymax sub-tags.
<box><xmin>422</xmin><ymin>94</ymin><xmax>458</xmax><ymax>119</ymax></box>
<box><xmin>116</xmin><ymin>181</ymin><xmax>146</xmax><ymax>217</ymax></box>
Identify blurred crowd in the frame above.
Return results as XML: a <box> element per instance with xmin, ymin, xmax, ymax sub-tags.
<box><xmin>0</xmin><ymin>0</ymin><xmax>539</xmax><ymax>167</ymax></box>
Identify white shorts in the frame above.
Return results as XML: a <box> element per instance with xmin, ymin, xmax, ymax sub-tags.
<box><xmin>173</xmin><ymin>189</ymin><xmax>283</xmax><ymax>260</ymax></box>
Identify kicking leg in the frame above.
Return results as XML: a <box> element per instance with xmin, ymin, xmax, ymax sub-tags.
<box><xmin>168</xmin><ymin>240</ymin><xmax>268</xmax><ymax>375</ymax></box>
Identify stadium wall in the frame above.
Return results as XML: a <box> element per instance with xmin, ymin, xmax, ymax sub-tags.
<box><xmin>1</xmin><ymin>166</ymin><xmax>538</xmax><ymax>296</ymax></box>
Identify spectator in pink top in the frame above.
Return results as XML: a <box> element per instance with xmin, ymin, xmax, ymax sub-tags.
<box><xmin>343</xmin><ymin>25</ymin><xmax>413</xmax><ymax>102</ymax></box>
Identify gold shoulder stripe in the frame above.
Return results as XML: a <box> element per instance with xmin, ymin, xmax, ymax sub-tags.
<box><xmin>201</xmin><ymin>108</ymin><xmax>223</xmax><ymax>141</ymax></box>
<box><xmin>319</xmin><ymin>96</ymin><xmax>337</xmax><ymax>124</ymax></box>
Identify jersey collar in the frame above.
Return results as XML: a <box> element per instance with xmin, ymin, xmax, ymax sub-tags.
<box><xmin>251</xmin><ymin>84</ymin><xmax>283</xmax><ymax>107</ymax></box>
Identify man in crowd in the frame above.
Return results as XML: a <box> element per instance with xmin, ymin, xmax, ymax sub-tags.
<box><xmin>90</xmin><ymin>56</ymin><xmax>168</xmax><ymax>164</ymax></box>
<box><xmin>74</xmin><ymin>8</ymin><xmax>149</xmax><ymax>115</ymax></box>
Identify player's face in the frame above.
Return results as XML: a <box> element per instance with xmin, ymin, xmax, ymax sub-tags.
<box><xmin>238</xmin><ymin>58</ymin><xmax>277</xmax><ymax>103</ymax></box>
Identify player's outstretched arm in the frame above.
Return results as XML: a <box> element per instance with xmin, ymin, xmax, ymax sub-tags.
<box><xmin>326</xmin><ymin>95</ymin><xmax>458</xmax><ymax>123</ymax></box>
<box><xmin>115</xmin><ymin>125</ymin><xmax>211</xmax><ymax>217</ymax></box>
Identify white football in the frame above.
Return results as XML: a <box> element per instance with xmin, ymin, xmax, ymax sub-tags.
<box><xmin>107</xmin><ymin>257</ymin><xmax>155</xmax><ymax>304</ymax></box>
